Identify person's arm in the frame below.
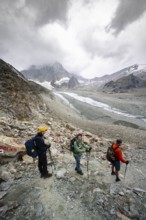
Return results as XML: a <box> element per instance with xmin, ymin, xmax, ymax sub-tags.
<box><xmin>74</xmin><ymin>141</ymin><xmax>86</xmax><ymax>153</ymax></box>
<box><xmin>118</xmin><ymin>149</ymin><xmax>127</xmax><ymax>163</ymax></box>
<box><xmin>35</xmin><ymin>137</ymin><xmax>48</xmax><ymax>151</ymax></box>
<box><xmin>82</xmin><ymin>142</ymin><xmax>90</xmax><ymax>151</ymax></box>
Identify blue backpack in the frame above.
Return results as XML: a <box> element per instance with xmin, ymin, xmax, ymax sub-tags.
<box><xmin>25</xmin><ymin>137</ymin><xmax>38</xmax><ymax>158</ymax></box>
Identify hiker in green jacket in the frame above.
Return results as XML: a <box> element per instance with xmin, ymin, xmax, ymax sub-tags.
<box><xmin>73</xmin><ymin>133</ymin><xmax>92</xmax><ymax>175</ymax></box>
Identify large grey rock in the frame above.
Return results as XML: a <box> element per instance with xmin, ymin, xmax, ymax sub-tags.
<box><xmin>56</xmin><ymin>169</ymin><xmax>67</xmax><ymax>179</ymax></box>
<box><xmin>0</xmin><ymin>170</ymin><xmax>11</xmax><ymax>181</ymax></box>
<box><xmin>0</xmin><ymin>191</ymin><xmax>7</xmax><ymax>199</ymax></box>
<box><xmin>22</xmin><ymin>155</ymin><xmax>34</xmax><ymax>164</ymax></box>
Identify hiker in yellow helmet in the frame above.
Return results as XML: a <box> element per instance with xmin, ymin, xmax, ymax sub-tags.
<box><xmin>38</xmin><ymin>127</ymin><xmax>48</xmax><ymax>133</ymax></box>
<box><xmin>35</xmin><ymin>126</ymin><xmax>52</xmax><ymax>178</ymax></box>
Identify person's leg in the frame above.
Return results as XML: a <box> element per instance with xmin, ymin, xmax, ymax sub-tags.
<box><xmin>115</xmin><ymin>161</ymin><xmax>121</xmax><ymax>181</ymax></box>
<box><xmin>111</xmin><ymin>162</ymin><xmax>116</xmax><ymax>175</ymax></box>
<box><xmin>74</xmin><ymin>155</ymin><xmax>81</xmax><ymax>171</ymax></box>
<box><xmin>74</xmin><ymin>155</ymin><xmax>83</xmax><ymax>174</ymax></box>
<box><xmin>42</xmin><ymin>154</ymin><xmax>52</xmax><ymax>178</ymax></box>
<box><xmin>38</xmin><ymin>155</ymin><xmax>43</xmax><ymax>176</ymax></box>
<box><xmin>42</xmin><ymin>154</ymin><xmax>48</xmax><ymax>175</ymax></box>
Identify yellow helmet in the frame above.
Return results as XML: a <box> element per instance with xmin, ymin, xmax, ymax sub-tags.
<box><xmin>38</xmin><ymin>126</ymin><xmax>48</xmax><ymax>133</ymax></box>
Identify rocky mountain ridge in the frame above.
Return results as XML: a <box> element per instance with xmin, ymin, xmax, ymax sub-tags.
<box><xmin>0</xmin><ymin>59</ymin><xmax>52</xmax><ymax>120</ymax></box>
<box><xmin>22</xmin><ymin>62</ymin><xmax>86</xmax><ymax>89</ymax></box>
<box><xmin>103</xmin><ymin>74</ymin><xmax>146</xmax><ymax>93</ymax></box>
<box><xmin>22</xmin><ymin>62</ymin><xmax>71</xmax><ymax>82</ymax></box>
<box><xmin>87</xmin><ymin>64</ymin><xmax>146</xmax><ymax>90</ymax></box>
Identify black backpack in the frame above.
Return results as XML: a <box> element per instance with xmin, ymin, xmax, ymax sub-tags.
<box><xmin>70</xmin><ymin>137</ymin><xmax>77</xmax><ymax>152</ymax></box>
<box><xmin>106</xmin><ymin>143</ymin><xmax>117</xmax><ymax>162</ymax></box>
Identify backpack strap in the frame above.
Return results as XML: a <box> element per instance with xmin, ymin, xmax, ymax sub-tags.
<box><xmin>114</xmin><ymin>146</ymin><xmax>119</xmax><ymax>151</ymax></box>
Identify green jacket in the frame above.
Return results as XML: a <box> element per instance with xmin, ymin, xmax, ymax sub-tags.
<box><xmin>73</xmin><ymin>140</ymin><xmax>90</xmax><ymax>155</ymax></box>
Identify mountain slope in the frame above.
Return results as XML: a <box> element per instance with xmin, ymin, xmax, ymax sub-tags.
<box><xmin>0</xmin><ymin>59</ymin><xmax>51</xmax><ymax>120</ymax></box>
<box><xmin>103</xmin><ymin>74</ymin><xmax>146</xmax><ymax>93</ymax></box>
<box><xmin>22</xmin><ymin>62</ymin><xmax>72</xmax><ymax>82</ymax></box>
<box><xmin>91</xmin><ymin>64</ymin><xmax>139</xmax><ymax>83</ymax></box>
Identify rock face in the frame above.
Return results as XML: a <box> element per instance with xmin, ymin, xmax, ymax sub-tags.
<box><xmin>22</xmin><ymin>62</ymin><xmax>71</xmax><ymax>83</ymax></box>
<box><xmin>0</xmin><ymin>59</ymin><xmax>50</xmax><ymax>120</ymax></box>
<box><xmin>22</xmin><ymin>63</ymin><xmax>85</xmax><ymax>89</ymax></box>
<box><xmin>68</xmin><ymin>76</ymin><xmax>79</xmax><ymax>89</ymax></box>
<box><xmin>103</xmin><ymin>74</ymin><xmax>146</xmax><ymax>93</ymax></box>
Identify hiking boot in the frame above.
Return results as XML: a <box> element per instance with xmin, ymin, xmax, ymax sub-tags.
<box><xmin>77</xmin><ymin>170</ymin><xmax>84</xmax><ymax>175</ymax></box>
<box><xmin>43</xmin><ymin>173</ymin><xmax>52</xmax><ymax>178</ymax></box>
<box><xmin>116</xmin><ymin>177</ymin><xmax>121</xmax><ymax>182</ymax></box>
<box><xmin>75</xmin><ymin>168</ymin><xmax>78</xmax><ymax>171</ymax></box>
<box><xmin>40</xmin><ymin>173</ymin><xmax>44</xmax><ymax>178</ymax></box>
<box><xmin>111</xmin><ymin>171</ymin><xmax>116</xmax><ymax>175</ymax></box>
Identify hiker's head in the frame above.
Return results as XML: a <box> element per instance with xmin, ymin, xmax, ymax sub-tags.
<box><xmin>116</xmin><ymin>139</ymin><xmax>122</xmax><ymax>146</ymax></box>
<box><xmin>76</xmin><ymin>133</ymin><xmax>83</xmax><ymax>141</ymax></box>
<box><xmin>37</xmin><ymin>126</ymin><xmax>48</xmax><ymax>135</ymax></box>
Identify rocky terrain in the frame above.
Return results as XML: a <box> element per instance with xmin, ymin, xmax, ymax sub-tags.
<box><xmin>0</xmin><ymin>118</ymin><xmax>146</xmax><ymax>220</ymax></box>
<box><xmin>0</xmin><ymin>59</ymin><xmax>146</xmax><ymax>219</ymax></box>
<box><xmin>103</xmin><ymin>74</ymin><xmax>146</xmax><ymax>93</ymax></box>
<box><xmin>0</xmin><ymin>59</ymin><xmax>53</xmax><ymax>120</ymax></box>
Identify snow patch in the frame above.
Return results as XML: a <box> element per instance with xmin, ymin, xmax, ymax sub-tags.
<box><xmin>54</xmin><ymin>93</ymin><xmax>80</xmax><ymax>113</ymax></box>
<box><xmin>34</xmin><ymin>80</ymin><xmax>53</xmax><ymax>90</ymax></box>
<box><xmin>54</xmin><ymin>77</ymin><xmax>70</xmax><ymax>86</ymax></box>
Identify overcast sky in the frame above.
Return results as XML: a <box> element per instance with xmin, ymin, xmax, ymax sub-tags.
<box><xmin>0</xmin><ymin>0</ymin><xmax>146</xmax><ymax>78</ymax></box>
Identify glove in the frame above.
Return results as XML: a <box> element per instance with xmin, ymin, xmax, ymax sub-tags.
<box><xmin>86</xmin><ymin>147</ymin><xmax>92</xmax><ymax>152</ymax></box>
<box><xmin>126</xmin><ymin>160</ymin><xmax>129</xmax><ymax>165</ymax></box>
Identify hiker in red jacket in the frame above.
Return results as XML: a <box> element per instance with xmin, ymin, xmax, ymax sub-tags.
<box><xmin>112</xmin><ymin>139</ymin><xmax>129</xmax><ymax>182</ymax></box>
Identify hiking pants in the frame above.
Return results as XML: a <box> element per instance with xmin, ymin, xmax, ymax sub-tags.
<box><xmin>113</xmin><ymin>160</ymin><xmax>120</xmax><ymax>172</ymax></box>
<box><xmin>74</xmin><ymin>154</ymin><xmax>82</xmax><ymax>171</ymax></box>
<box><xmin>38</xmin><ymin>154</ymin><xmax>48</xmax><ymax>175</ymax></box>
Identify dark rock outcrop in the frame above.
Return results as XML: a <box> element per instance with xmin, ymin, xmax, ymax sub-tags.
<box><xmin>103</xmin><ymin>74</ymin><xmax>146</xmax><ymax>93</ymax></box>
<box><xmin>68</xmin><ymin>76</ymin><xmax>79</xmax><ymax>88</ymax></box>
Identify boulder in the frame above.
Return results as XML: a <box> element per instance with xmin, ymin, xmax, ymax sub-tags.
<box><xmin>117</xmin><ymin>212</ymin><xmax>130</xmax><ymax>220</ymax></box>
<box><xmin>0</xmin><ymin>191</ymin><xmax>7</xmax><ymax>200</ymax></box>
<box><xmin>0</xmin><ymin>170</ymin><xmax>11</xmax><ymax>181</ymax></box>
<box><xmin>22</xmin><ymin>155</ymin><xmax>34</xmax><ymax>164</ymax></box>
<box><xmin>56</xmin><ymin>169</ymin><xmax>67</xmax><ymax>179</ymax></box>
<box><xmin>83</xmin><ymin>136</ymin><xmax>90</xmax><ymax>145</ymax></box>
<box><xmin>119</xmin><ymin>192</ymin><xmax>125</xmax><ymax>196</ymax></box>
<box><xmin>8</xmin><ymin>165</ymin><xmax>17</xmax><ymax>174</ymax></box>
<box><xmin>0</xmin><ymin>135</ymin><xmax>25</xmax><ymax>158</ymax></box>
<box><xmin>65</xmin><ymin>124</ymin><xmax>75</xmax><ymax>132</ymax></box>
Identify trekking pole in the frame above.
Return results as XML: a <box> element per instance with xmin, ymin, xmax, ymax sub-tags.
<box><xmin>48</xmin><ymin>149</ymin><xmax>56</xmax><ymax>172</ymax></box>
<box><xmin>124</xmin><ymin>164</ymin><xmax>128</xmax><ymax>182</ymax></box>
<box><xmin>86</xmin><ymin>152</ymin><xmax>90</xmax><ymax>180</ymax></box>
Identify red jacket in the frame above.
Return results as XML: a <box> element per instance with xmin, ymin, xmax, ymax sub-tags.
<box><xmin>112</xmin><ymin>144</ymin><xmax>127</xmax><ymax>163</ymax></box>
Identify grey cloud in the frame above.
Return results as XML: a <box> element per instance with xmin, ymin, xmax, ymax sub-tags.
<box><xmin>0</xmin><ymin>0</ymin><xmax>69</xmax><ymax>68</ymax></box>
<box><xmin>109</xmin><ymin>0</ymin><xmax>146</xmax><ymax>34</ymax></box>
<box><xmin>80</xmin><ymin>30</ymin><xmax>129</xmax><ymax>61</ymax></box>
<box><xmin>25</xmin><ymin>0</ymin><xmax>69</xmax><ymax>26</ymax></box>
